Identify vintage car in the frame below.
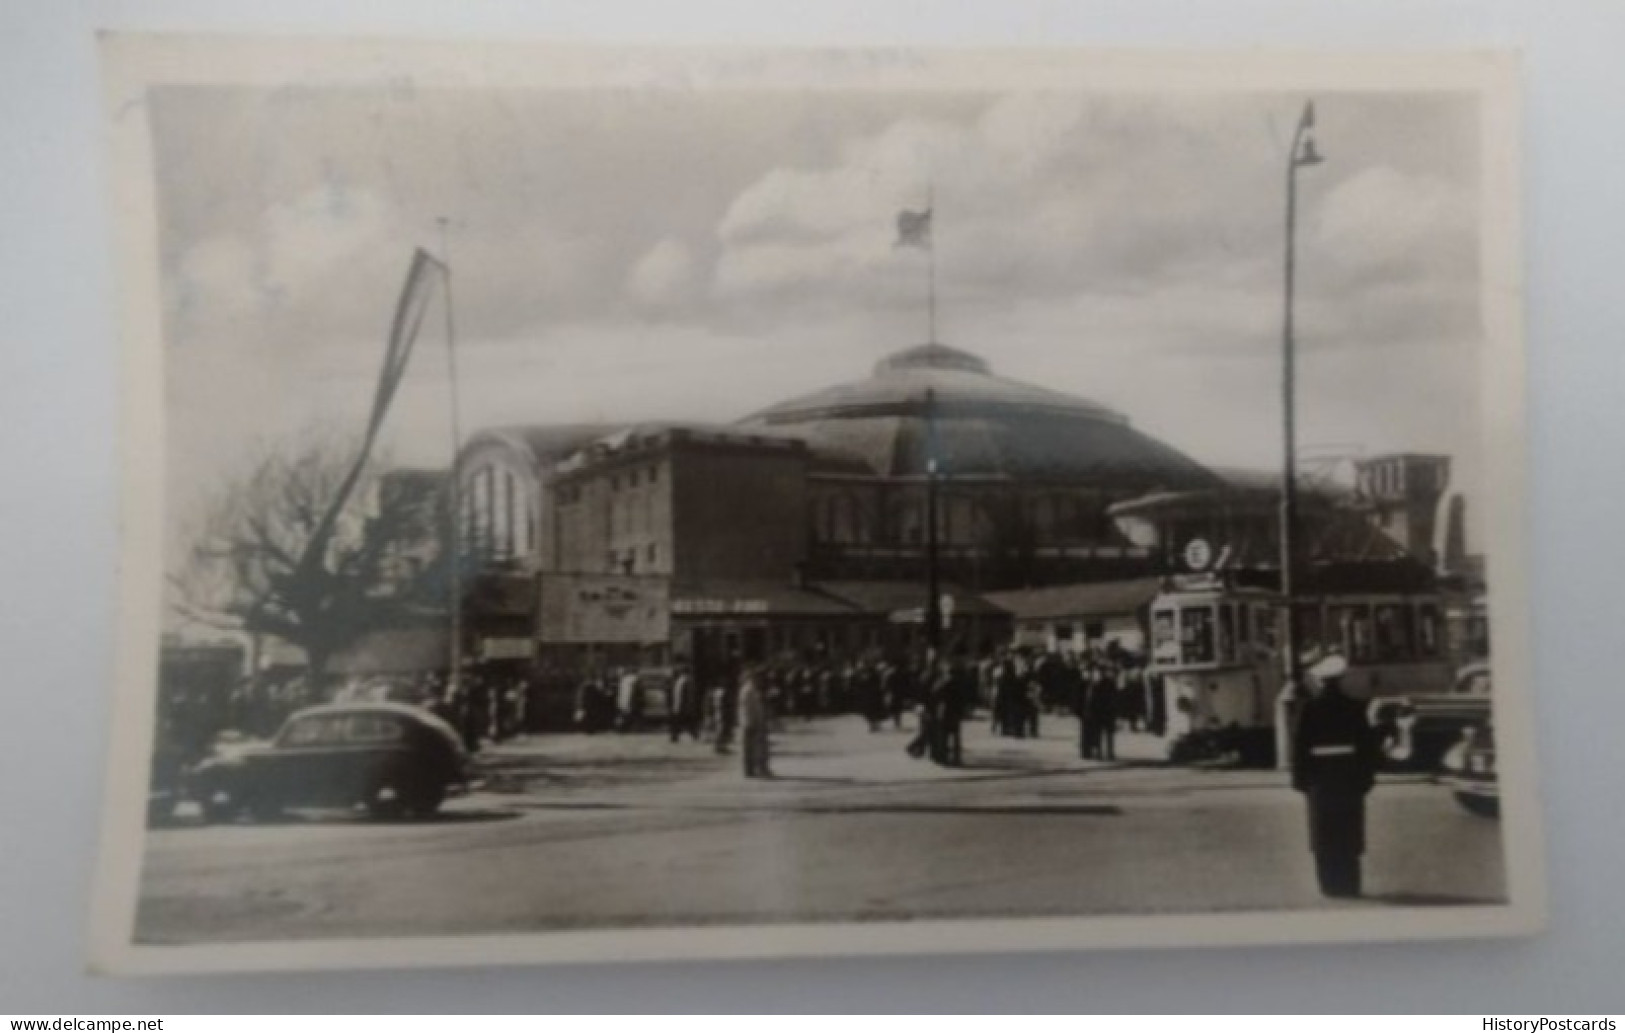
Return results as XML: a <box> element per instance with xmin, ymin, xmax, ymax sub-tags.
<box><xmin>1440</xmin><ymin>721</ymin><xmax>1499</xmax><ymax>818</ymax></box>
<box><xmin>186</xmin><ymin>702</ymin><xmax>470</xmax><ymax>822</ymax></box>
<box><xmin>1369</xmin><ymin>661</ymin><xmax>1492</xmax><ymax>771</ymax></box>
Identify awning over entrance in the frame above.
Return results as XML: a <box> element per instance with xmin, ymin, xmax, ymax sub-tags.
<box><xmin>982</xmin><ymin>577</ymin><xmax>1164</xmax><ymax>622</ymax></box>
<box><xmin>814</xmin><ymin>580</ymin><xmax>1003</xmax><ymax>619</ymax></box>
<box><xmin>670</xmin><ymin>580</ymin><xmax>857</xmax><ymax>618</ymax></box>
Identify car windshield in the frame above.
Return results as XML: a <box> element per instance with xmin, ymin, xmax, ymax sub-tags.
<box><xmin>280</xmin><ymin>714</ymin><xmax>345</xmax><ymax>746</ymax></box>
<box><xmin>342</xmin><ymin>713</ymin><xmax>405</xmax><ymax>743</ymax></box>
<box><xmin>278</xmin><ymin>711</ymin><xmax>408</xmax><ymax>746</ymax></box>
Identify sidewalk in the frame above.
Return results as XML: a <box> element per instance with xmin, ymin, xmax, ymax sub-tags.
<box><xmin>476</xmin><ymin>712</ymin><xmax>1177</xmax><ymax>801</ymax></box>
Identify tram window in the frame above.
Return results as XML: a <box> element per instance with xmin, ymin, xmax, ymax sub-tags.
<box><xmin>1294</xmin><ymin>604</ymin><xmax>1325</xmax><ymax>655</ymax></box>
<box><xmin>1180</xmin><ymin>606</ymin><xmax>1216</xmax><ymax>665</ymax></box>
<box><xmin>1374</xmin><ymin>604</ymin><xmax>1414</xmax><ymax>661</ymax></box>
<box><xmin>1236</xmin><ymin>605</ymin><xmax>1252</xmax><ymax>646</ymax></box>
<box><xmin>1255</xmin><ymin>607</ymin><xmax>1278</xmax><ymax>649</ymax></box>
<box><xmin>1152</xmin><ymin>610</ymin><xmax>1179</xmax><ymax>664</ymax></box>
<box><xmin>1217</xmin><ymin>605</ymin><xmax>1235</xmax><ymax>663</ymax></box>
<box><xmin>1330</xmin><ymin>604</ymin><xmax>1374</xmax><ymax>662</ymax></box>
<box><xmin>1417</xmin><ymin>604</ymin><xmax>1441</xmax><ymax>656</ymax></box>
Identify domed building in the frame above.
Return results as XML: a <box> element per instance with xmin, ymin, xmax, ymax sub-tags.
<box><xmin>737</xmin><ymin>342</ymin><xmax>1221</xmax><ymax>588</ymax></box>
<box><xmin>436</xmin><ymin>341</ymin><xmax>1226</xmax><ymax>686</ymax></box>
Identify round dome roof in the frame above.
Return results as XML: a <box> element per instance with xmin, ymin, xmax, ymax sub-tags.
<box><xmin>738</xmin><ymin>343</ymin><xmax>1219</xmax><ymax>488</ymax></box>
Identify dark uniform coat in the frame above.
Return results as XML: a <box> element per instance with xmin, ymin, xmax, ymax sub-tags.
<box><xmin>1291</xmin><ymin>684</ymin><xmax>1379</xmax><ymax>857</ymax></box>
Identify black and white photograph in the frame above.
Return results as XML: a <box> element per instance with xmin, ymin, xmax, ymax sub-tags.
<box><xmin>90</xmin><ymin>38</ymin><xmax>1538</xmax><ymax>973</ymax></box>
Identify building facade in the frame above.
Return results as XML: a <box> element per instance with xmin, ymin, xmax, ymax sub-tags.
<box><xmin>381</xmin><ymin>343</ymin><xmax>1469</xmax><ymax>719</ymax></box>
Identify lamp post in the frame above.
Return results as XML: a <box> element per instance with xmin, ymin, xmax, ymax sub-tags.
<box><xmin>1275</xmin><ymin>101</ymin><xmax>1324</xmax><ymax>770</ymax></box>
<box><xmin>924</xmin><ymin>388</ymin><xmax>943</xmax><ymax>656</ymax></box>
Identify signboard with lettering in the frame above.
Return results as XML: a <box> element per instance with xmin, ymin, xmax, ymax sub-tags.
<box><xmin>670</xmin><ymin>597</ymin><xmax>770</xmax><ymax>616</ymax></box>
<box><xmin>479</xmin><ymin>637</ymin><xmax>534</xmax><ymax>661</ymax></box>
<box><xmin>538</xmin><ymin>573</ymin><xmax>670</xmax><ymax>644</ymax></box>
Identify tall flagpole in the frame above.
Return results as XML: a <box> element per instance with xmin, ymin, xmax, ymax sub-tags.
<box><xmin>924</xmin><ymin>387</ymin><xmax>942</xmax><ymax>655</ymax></box>
<box><xmin>926</xmin><ymin>184</ymin><xmax>937</xmax><ymax>344</ymax></box>
<box><xmin>439</xmin><ymin>216</ymin><xmax>466</xmax><ymax>701</ymax></box>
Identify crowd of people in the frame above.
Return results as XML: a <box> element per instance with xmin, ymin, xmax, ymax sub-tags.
<box><xmin>564</xmin><ymin>643</ymin><xmax>1171</xmax><ymax>779</ymax></box>
<box><xmin>154</xmin><ymin>642</ymin><xmax>1169</xmax><ymax>786</ymax></box>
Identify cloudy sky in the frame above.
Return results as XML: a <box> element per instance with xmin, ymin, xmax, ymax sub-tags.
<box><xmin>153</xmin><ymin>82</ymin><xmax>1484</xmax><ymax>536</ymax></box>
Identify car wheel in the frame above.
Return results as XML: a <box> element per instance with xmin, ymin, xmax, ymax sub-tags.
<box><xmin>246</xmin><ymin>792</ymin><xmax>283</xmax><ymax>822</ymax></box>
<box><xmin>365</xmin><ymin>780</ymin><xmax>407</xmax><ymax>820</ymax></box>
<box><xmin>1454</xmin><ymin>791</ymin><xmax>1500</xmax><ymax>819</ymax></box>
<box><xmin>405</xmin><ymin>781</ymin><xmax>446</xmax><ymax>818</ymax></box>
<box><xmin>200</xmin><ymin>793</ymin><xmax>237</xmax><ymax>824</ymax></box>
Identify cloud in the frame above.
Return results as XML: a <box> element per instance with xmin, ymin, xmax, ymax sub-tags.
<box><xmin>168</xmin><ymin>182</ymin><xmax>400</xmax><ymax>352</ymax></box>
<box><xmin>705</xmin><ymin>92</ymin><xmax>1481</xmax><ymax>369</ymax></box>
<box><xmin>153</xmin><ymin>85</ymin><xmax>1486</xmax><ymax>551</ymax></box>
<box><xmin>627</xmin><ymin>238</ymin><xmax>699</xmax><ymax>312</ymax></box>
<box><xmin>1313</xmin><ymin>165</ymin><xmax>1476</xmax><ymax>286</ymax></box>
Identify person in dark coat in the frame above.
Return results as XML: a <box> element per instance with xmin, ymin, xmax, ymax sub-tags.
<box><xmin>1291</xmin><ymin>653</ymin><xmax>1380</xmax><ymax>898</ymax></box>
<box><xmin>1091</xmin><ymin>663</ymin><xmax>1119</xmax><ymax>760</ymax></box>
<box><xmin>883</xmin><ymin>661</ymin><xmax>912</xmax><ymax>730</ymax></box>
<box><xmin>1064</xmin><ymin>655</ymin><xmax>1091</xmax><ymax>760</ymax></box>
<box><xmin>930</xmin><ymin>658</ymin><xmax>969</xmax><ymax>766</ymax></box>
<box><xmin>853</xmin><ymin>661</ymin><xmax>884</xmax><ymax>731</ymax></box>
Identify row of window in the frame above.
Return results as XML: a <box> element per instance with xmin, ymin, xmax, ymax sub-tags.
<box><xmin>603</xmin><ymin>542</ymin><xmax>660</xmax><ymax>575</ymax></box>
<box><xmin>464</xmin><ymin>465</ymin><xmax>535</xmax><ymax>561</ymax></box>
<box><xmin>1358</xmin><ymin>459</ymin><xmax>1447</xmax><ymax>499</ymax></box>
<box><xmin>813</xmin><ymin>493</ymin><xmax>1117</xmax><ymax>547</ymax></box>
<box><xmin>556</xmin><ymin>465</ymin><xmax>660</xmax><ymax>504</ymax></box>
<box><xmin>1152</xmin><ymin>599</ymin><xmax>1446</xmax><ymax>669</ymax></box>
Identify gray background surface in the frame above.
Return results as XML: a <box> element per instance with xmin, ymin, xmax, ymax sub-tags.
<box><xmin>3</xmin><ymin>0</ymin><xmax>1621</xmax><ymax>1013</ymax></box>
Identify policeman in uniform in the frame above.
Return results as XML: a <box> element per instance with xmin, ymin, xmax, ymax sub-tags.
<box><xmin>1290</xmin><ymin>652</ymin><xmax>1379</xmax><ymax>898</ymax></box>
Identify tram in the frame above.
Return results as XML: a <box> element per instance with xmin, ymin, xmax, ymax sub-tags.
<box><xmin>1147</xmin><ymin>568</ymin><xmax>1455</xmax><ymax>765</ymax></box>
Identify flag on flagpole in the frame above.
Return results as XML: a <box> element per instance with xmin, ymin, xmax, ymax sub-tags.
<box><xmin>292</xmin><ymin>246</ymin><xmax>445</xmax><ymax>583</ymax></box>
<box><xmin>895</xmin><ymin>208</ymin><xmax>933</xmax><ymax>250</ymax></box>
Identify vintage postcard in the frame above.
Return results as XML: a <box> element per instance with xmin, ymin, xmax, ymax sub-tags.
<box><xmin>91</xmin><ymin>36</ymin><xmax>1539</xmax><ymax>973</ymax></box>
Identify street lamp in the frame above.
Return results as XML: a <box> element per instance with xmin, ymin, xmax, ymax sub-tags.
<box><xmin>1276</xmin><ymin>101</ymin><xmax>1325</xmax><ymax>769</ymax></box>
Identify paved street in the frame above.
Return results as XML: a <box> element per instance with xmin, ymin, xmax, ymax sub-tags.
<box><xmin>135</xmin><ymin>716</ymin><xmax>1508</xmax><ymax>944</ymax></box>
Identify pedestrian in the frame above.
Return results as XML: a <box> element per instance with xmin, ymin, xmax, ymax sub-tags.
<box><xmin>616</xmin><ymin>667</ymin><xmax>641</xmax><ymax>731</ymax></box>
<box><xmin>937</xmin><ymin>658</ymin><xmax>969</xmax><ymax>766</ymax></box>
<box><xmin>992</xmin><ymin>655</ymin><xmax>1020</xmax><ymax>737</ymax></box>
<box><xmin>1291</xmin><ymin>652</ymin><xmax>1378</xmax><ymax>898</ymax></box>
<box><xmin>1078</xmin><ymin>660</ymin><xmax>1102</xmax><ymax>758</ymax></box>
<box><xmin>1023</xmin><ymin>656</ymin><xmax>1043</xmax><ymax>739</ymax></box>
<box><xmin>856</xmin><ymin>661</ymin><xmax>884</xmax><ymax>732</ymax></box>
<box><xmin>1064</xmin><ymin>655</ymin><xmax>1091</xmax><ymax>760</ymax></box>
<box><xmin>906</xmin><ymin>690</ymin><xmax>935</xmax><ymax>761</ymax></box>
<box><xmin>708</xmin><ymin>683</ymin><xmax>731</xmax><ymax>753</ymax></box>
<box><xmin>1088</xmin><ymin>660</ymin><xmax>1119</xmax><ymax>761</ymax></box>
<box><xmin>1118</xmin><ymin>662</ymin><xmax>1144</xmax><ymax>733</ymax></box>
<box><xmin>668</xmin><ymin>663</ymin><xmax>702</xmax><ymax>743</ymax></box>
<box><xmin>1147</xmin><ymin>669</ymin><xmax>1168</xmax><ymax>737</ymax></box>
<box><xmin>738</xmin><ymin>668</ymin><xmax>772</xmax><ymax>778</ymax></box>
<box><xmin>883</xmin><ymin>661</ymin><xmax>911</xmax><ymax>730</ymax></box>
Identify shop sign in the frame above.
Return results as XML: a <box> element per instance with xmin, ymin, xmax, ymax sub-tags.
<box><xmin>479</xmin><ymin>637</ymin><xmax>534</xmax><ymax>661</ymax></box>
<box><xmin>671</xmin><ymin>597</ymin><xmax>769</xmax><ymax>616</ymax></box>
<box><xmin>539</xmin><ymin>573</ymin><xmax>670</xmax><ymax>644</ymax></box>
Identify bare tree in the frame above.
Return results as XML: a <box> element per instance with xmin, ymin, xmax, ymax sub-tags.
<box><xmin>168</xmin><ymin>429</ymin><xmax>443</xmax><ymax>686</ymax></box>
